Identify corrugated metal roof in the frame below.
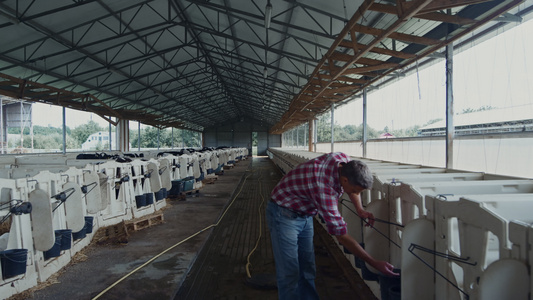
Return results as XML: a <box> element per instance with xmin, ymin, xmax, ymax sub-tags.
<box><xmin>0</xmin><ymin>0</ymin><xmax>530</xmax><ymax>133</ymax></box>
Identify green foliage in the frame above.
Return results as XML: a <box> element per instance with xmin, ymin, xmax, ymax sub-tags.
<box><xmin>316</xmin><ymin>111</ymin><xmax>331</xmax><ymax>143</ymax></box>
<box><xmin>8</xmin><ymin>125</ymin><xmax>70</xmax><ymax>135</ymax></box>
<box><xmin>252</xmin><ymin>132</ymin><xmax>258</xmax><ymax>146</ymax></box>
<box><xmin>71</xmin><ymin>120</ymin><xmax>104</xmax><ymax>146</ymax></box>
<box><xmin>32</xmin><ymin>133</ymin><xmax>63</xmax><ymax>150</ymax></box>
<box><xmin>129</xmin><ymin>127</ymin><xmax>201</xmax><ymax>149</ymax></box>
<box><xmin>315</xmin><ymin>111</ymin><xmax>430</xmax><ymax>141</ymax></box>
<box><xmin>424</xmin><ymin>118</ymin><xmax>443</xmax><ymax>126</ymax></box>
<box><xmin>6</xmin><ymin>119</ymin><xmax>202</xmax><ymax>152</ymax></box>
<box><xmin>460</xmin><ymin>106</ymin><xmax>495</xmax><ymax>114</ymax></box>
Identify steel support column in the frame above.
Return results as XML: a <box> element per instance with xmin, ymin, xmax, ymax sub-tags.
<box><xmin>62</xmin><ymin>107</ymin><xmax>66</xmax><ymax>154</ymax></box>
<box><xmin>314</xmin><ymin>119</ymin><xmax>317</xmax><ymax>152</ymax></box>
<box><xmin>0</xmin><ymin>98</ymin><xmax>3</xmax><ymax>154</ymax></box>
<box><xmin>308</xmin><ymin>120</ymin><xmax>313</xmax><ymax>152</ymax></box>
<box><xmin>363</xmin><ymin>88</ymin><xmax>368</xmax><ymax>158</ymax></box>
<box><xmin>296</xmin><ymin>125</ymin><xmax>299</xmax><ymax>148</ymax></box>
<box><xmin>117</xmin><ymin>119</ymin><xmax>129</xmax><ymax>152</ymax></box>
<box><xmin>445</xmin><ymin>38</ymin><xmax>454</xmax><ymax>169</ymax></box>
<box><xmin>331</xmin><ymin>103</ymin><xmax>335</xmax><ymax>153</ymax></box>
<box><xmin>109</xmin><ymin>121</ymin><xmax>112</xmax><ymax>151</ymax></box>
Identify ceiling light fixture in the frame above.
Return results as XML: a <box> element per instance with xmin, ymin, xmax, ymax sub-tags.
<box><xmin>265</xmin><ymin>1</ymin><xmax>272</xmax><ymax>29</ymax></box>
<box><xmin>263</xmin><ymin>67</ymin><xmax>268</xmax><ymax>79</ymax></box>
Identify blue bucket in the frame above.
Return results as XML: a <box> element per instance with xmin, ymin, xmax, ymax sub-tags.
<box><xmin>379</xmin><ymin>269</ymin><xmax>401</xmax><ymax>300</ymax></box>
<box><xmin>43</xmin><ymin>233</ymin><xmax>62</xmax><ymax>260</ymax></box>
<box><xmin>361</xmin><ymin>262</ymin><xmax>379</xmax><ymax>281</ymax></box>
<box><xmin>215</xmin><ymin>165</ymin><xmax>223</xmax><ymax>174</ymax></box>
<box><xmin>389</xmin><ymin>284</ymin><xmax>401</xmax><ymax>300</ymax></box>
<box><xmin>85</xmin><ymin>216</ymin><xmax>94</xmax><ymax>234</ymax></box>
<box><xmin>72</xmin><ymin>226</ymin><xmax>86</xmax><ymax>240</ymax></box>
<box><xmin>0</xmin><ymin>249</ymin><xmax>28</xmax><ymax>279</ymax></box>
<box><xmin>196</xmin><ymin>172</ymin><xmax>205</xmax><ymax>182</ymax></box>
<box><xmin>135</xmin><ymin>194</ymin><xmax>147</xmax><ymax>208</ymax></box>
<box><xmin>155</xmin><ymin>188</ymin><xmax>165</xmax><ymax>201</ymax></box>
<box><xmin>145</xmin><ymin>193</ymin><xmax>154</xmax><ymax>205</ymax></box>
<box><xmin>169</xmin><ymin>180</ymin><xmax>184</xmax><ymax>196</ymax></box>
<box><xmin>55</xmin><ymin>229</ymin><xmax>72</xmax><ymax>251</ymax></box>
<box><xmin>183</xmin><ymin>179</ymin><xmax>194</xmax><ymax>191</ymax></box>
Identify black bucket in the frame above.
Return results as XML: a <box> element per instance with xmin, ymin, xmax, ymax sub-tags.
<box><xmin>389</xmin><ymin>284</ymin><xmax>401</xmax><ymax>300</ymax></box>
<box><xmin>145</xmin><ymin>193</ymin><xmax>154</xmax><ymax>205</ymax></box>
<box><xmin>55</xmin><ymin>229</ymin><xmax>72</xmax><ymax>251</ymax></box>
<box><xmin>379</xmin><ymin>269</ymin><xmax>401</xmax><ymax>300</ymax></box>
<box><xmin>196</xmin><ymin>172</ymin><xmax>205</xmax><ymax>182</ymax></box>
<box><xmin>155</xmin><ymin>188</ymin><xmax>165</xmax><ymax>201</ymax></box>
<box><xmin>361</xmin><ymin>261</ymin><xmax>379</xmax><ymax>281</ymax></box>
<box><xmin>0</xmin><ymin>248</ymin><xmax>28</xmax><ymax>279</ymax></box>
<box><xmin>135</xmin><ymin>194</ymin><xmax>147</xmax><ymax>208</ymax></box>
<box><xmin>72</xmin><ymin>226</ymin><xmax>87</xmax><ymax>240</ymax></box>
<box><xmin>85</xmin><ymin>216</ymin><xmax>94</xmax><ymax>234</ymax></box>
<box><xmin>43</xmin><ymin>233</ymin><xmax>62</xmax><ymax>260</ymax></box>
<box><xmin>169</xmin><ymin>180</ymin><xmax>184</xmax><ymax>196</ymax></box>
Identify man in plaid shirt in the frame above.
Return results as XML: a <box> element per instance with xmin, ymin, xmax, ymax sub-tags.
<box><xmin>267</xmin><ymin>152</ymin><xmax>398</xmax><ymax>299</ymax></box>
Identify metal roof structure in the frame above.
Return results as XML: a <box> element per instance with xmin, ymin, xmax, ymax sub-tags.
<box><xmin>0</xmin><ymin>0</ymin><xmax>531</xmax><ymax>133</ymax></box>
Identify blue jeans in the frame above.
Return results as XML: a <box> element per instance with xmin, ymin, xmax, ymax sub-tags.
<box><xmin>266</xmin><ymin>201</ymin><xmax>320</xmax><ymax>300</ymax></box>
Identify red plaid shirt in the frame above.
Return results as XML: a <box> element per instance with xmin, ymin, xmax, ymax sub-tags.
<box><xmin>271</xmin><ymin>152</ymin><xmax>350</xmax><ymax>236</ymax></box>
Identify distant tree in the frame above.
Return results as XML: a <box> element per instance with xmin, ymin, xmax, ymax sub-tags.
<box><xmin>460</xmin><ymin>106</ymin><xmax>495</xmax><ymax>114</ymax></box>
<box><xmin>71</xmin><ymin>120</ymin><xmax>104</xmax><ymax>146</ymax></box>
<box><xmin>130</xmin><ymin>130</ymin><xmax>139</xmax><ymax>149</ymax></box>
<box><xmin>335</xmin><ymin>124</ymin><xmax>357</xmax><ymax>141</ymax></box>
<box><xmin>8</xmin><ymin>125</ymin><xmax>71</xmax><ymax>136</ymax></box>
<box><xmin>316</xmin><ymin>112</ymin><xmax>331</xmax><ymax>143</ymax></box>
<box><xmin>182</xmin><ymin>129</ymin><xmax>201</xmax><ymax>147</ymax></box>
<box><xmin>32</xmin><ymin>133</ymin><xmax>63</xmax><ymax>150</ymax></box>
<box><xmin>252</xmin><ymin>132</ymin><xmax>258</xmax><ymax>147</ymax></box>
<box><xmin>140</xmin><ymin>126</ymin><xmax>160</xmax><ymax>148</ymax></box>
<box><xmin>424</xmin><ymin>118</ymin><xmax>442</xmax><ymax>126</ymax></box>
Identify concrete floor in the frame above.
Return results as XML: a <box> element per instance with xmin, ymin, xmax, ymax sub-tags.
<box><xmin>19</xmin><ymin>157</ymin><xmax>376</xmax><ymax>300</ymax></box>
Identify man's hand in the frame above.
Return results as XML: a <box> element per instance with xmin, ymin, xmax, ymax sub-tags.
<box><xmin>358</xmin><ymin>209</ymin><xmax>375</xmax><ymax>227</ymax></box>
<box><xmin>373</xmin><ymin>260</ymin><xmax>399</xmax><ymax>277</ymax></box>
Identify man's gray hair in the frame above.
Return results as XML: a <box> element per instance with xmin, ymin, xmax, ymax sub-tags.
<box><xmin>339</xmin><ymin>160</ymin><xmax>373</xmax><ymax>189</ymax></box>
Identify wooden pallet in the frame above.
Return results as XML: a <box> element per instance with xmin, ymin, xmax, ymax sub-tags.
<box><xmin>202</xmin><ymin>176</ymin><xmax>218</xmax><ymax>184</ymax></box>
<box><xmin>125</xmin><ymin>212</ymin><xmax>164</xmax><ymax>232</ymax></box>
<box><xmin>94</xmin><ymin>221</ymin><xmax>129</xmax><ymax>244</ymax></box>
<box><xmin>183</xmin><ymin>188</ymin><xmax>201</xmax><ymax>197</ymax></box>
<box><xmin>223</xmin><ymin>164</ymin><xmax>234</xmax><ymax>170</ymax></box>
<box><xmin>168</xmin><ymin>193</ymin><xmax>187</xmax><ymax>201</ymax></box>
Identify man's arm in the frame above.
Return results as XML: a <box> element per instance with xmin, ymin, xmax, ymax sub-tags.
<box><xmin>348</xmin><ymin>192</ymin><xmax>375</xmax><ymax>227</ymax></box>
<box><xmin>335</xmin><ymin>234</ymin><xmax>398</xmax><ymax>277</ymax></box>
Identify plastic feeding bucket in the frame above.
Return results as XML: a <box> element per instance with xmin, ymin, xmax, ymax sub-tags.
<box><xmin>0</xmin><ymin>248</ymin><xmax>28</xmax><ymax>279</ymax></box>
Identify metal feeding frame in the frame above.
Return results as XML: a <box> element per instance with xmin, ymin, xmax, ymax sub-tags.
<box><xmin>0</xmin><ymin>0</ymin><xmax>528</xmax><ymax>133</ymax></box>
